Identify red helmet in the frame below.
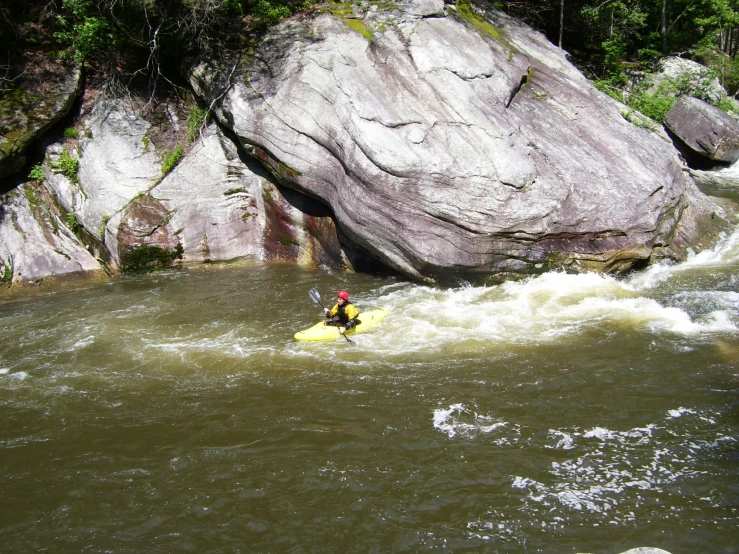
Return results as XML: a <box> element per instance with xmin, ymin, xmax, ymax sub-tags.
<box><xmin>337</xmin><ymin>290</ymin><xmax>349</xmax><ymax>301</ymax></box>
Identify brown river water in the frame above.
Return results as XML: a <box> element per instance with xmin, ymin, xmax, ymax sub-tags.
<box><xmin>1</xmin><ymin>227</ymin><xmax>738</xmax><ymax>553</ymax></box>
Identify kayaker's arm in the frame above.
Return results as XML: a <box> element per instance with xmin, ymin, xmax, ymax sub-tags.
<box><xmin>339</xmin><ymin>304</ymin><xmax>360</xmax><ymax>333</ymax></box>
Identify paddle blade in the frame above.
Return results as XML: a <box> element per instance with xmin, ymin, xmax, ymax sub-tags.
<box><xmin>308</xmin><ymin>288</ymin><xmax>322</xmax><ymax>305</ymax></box>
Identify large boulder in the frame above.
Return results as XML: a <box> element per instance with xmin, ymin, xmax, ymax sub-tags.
<box><xmin>665</xmin><ymin>96</ymin><xmax>739</xmax><ymax>164</ymax></box>
<box><xmin>189</xmin><ymin>0</ymin><xmax>726</xmax><ymax>283</ymax></box>
<box><xmin>0</xmin><ymin>64</ymin><xmax>82</xmax><ymax>178</ymax></box>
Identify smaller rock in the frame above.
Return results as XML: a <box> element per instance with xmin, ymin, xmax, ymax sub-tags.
<box><xmin>650</xmin><ymin>57</ymin><xmax>725</xmax><ymax>104</ymax></box>
<box><xmin>665</xmin><ymin>96</ymin><xmax>739</xmax><ymax>164</ymax></box>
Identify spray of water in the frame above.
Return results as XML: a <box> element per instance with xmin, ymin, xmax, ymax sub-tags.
<box><xmin>351</xmin><ymin>226</ymin><xmax>739</xmax><ymax>355</ymax></box>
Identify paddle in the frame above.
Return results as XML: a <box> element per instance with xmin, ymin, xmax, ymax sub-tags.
<box><xmin>309</xmin><ymin>288</ymin><xmax>356</xmax><ymax>346</ymax></box>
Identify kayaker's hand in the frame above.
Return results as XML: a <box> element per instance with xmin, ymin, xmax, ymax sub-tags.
<box><xmin>323</xmin><ymin>308</ymin><xmax>330</xmax><ymax>315</ymax></box>
<box><xmin>339</xmin><ymin>327</ymin><xmax>345</xmax><ymax>334</ymax></box>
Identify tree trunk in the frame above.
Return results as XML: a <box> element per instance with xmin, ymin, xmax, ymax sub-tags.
<box><xmin>662</xmin><ymin>0</ymin><xmax>668</xmax><ymax>53</ymax></box>
<box><xmin>559</xmin><ymin>0</ymin><xmax>564</xmax><ymax>48</ymax></box>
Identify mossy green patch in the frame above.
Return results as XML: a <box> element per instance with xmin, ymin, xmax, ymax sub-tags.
<box><xmin>261</xmin><ymin>156</ymin><xmax>302</xmax><ymax>183</ymax></box>
<box><xmin>327</xmin><ymin>1</ymin><xmax>374</xmax><ymax>41</ymax></box>
<box><xmin>277</xmin><ymin>234</ymin><xmax>300</xmax><ymax>247</ymax></box>
<box><xmin>344</xmin><ymin>19</ymin><xmax>373</xmax><ymax>41</ymax></box>
<box><xmin>455</xmin><ymin>0</ymin><xmax>514</xmax><ymax>52</ymax></box>
<box><xmin>121</xmin><ymin>243</ymin><xmax>184</xmax><ymax>274</ymax></box>
<box><xmin>22</xmin><ymin>185</ymin><xmax>40</xmax><ymax>209</ymax></box>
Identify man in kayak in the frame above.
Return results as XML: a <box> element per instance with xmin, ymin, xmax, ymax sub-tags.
<box><xmin>324</xmin><ymin>290</ymin><xmax>360</xmax><ymax>334</ymax></box>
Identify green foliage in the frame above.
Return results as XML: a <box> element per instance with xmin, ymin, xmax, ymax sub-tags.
<box><xmin>121</xmin><ymin>243</ymin><xmax>184</xmax><ymax>274</ymax></box>
<box><xmin>252</xmin><ymin>0</ymin><xmax>292</xmax><ymax>28</ymax></box>
<box><xmin>636</xmin><ymin>48</ymin><xmax>662</xmax><ymax>69</ymax></box>
<box><xmin>694</xmin><ymin>47</ymin><xmax>739</xmax><ymax>95</ymax></box>
<box><xmin>603</xmin><ymin>68</ymin><xmax>732</xmax><ymax>125</ymax></box>
<box><xmin>186</xmin><ymin>107</ymin><xmax>210</xmax><ymax>142</ymax></box>
<box><xmin>626</xmin><ymin>93</ymin><xmax>676</xmax><ymax>123</ymax></box>
<box><xmin>66</xmin><ymin>212</ymin><xmax>80</xmax><ymax>233</ymax></box>
<box><xmin>54</xmin><ymin>0</ymin><xmax>115</xmax><ymax>64</ymax></box>
<box><xmin>601</xmin><ymin>39</ymin><xmax>628</xmax><ymax>83</ymax></box>
<box><xmin>28</xmin><ymin>164</ymin><xmax>45</xmax><ymax>181</ymax></box>
<box><xmin>1</xmin><ymin>259</ymin><xmax>12</xmax><ymax>283</ymax></box>
<box><xmin>63</xmin><ymin>127</ymin><xmax>79</xmax><ymax>139</ymax></box>
<box><xmin>161</xmin><ymin>145</ymin><xmax>184</xmax><ymax>176</ymax></box>
<box><xmin>54</xmin><ymin>150</ymin><xmax>79</xmax><ymax>182</ymax></box>
<box><xmin>716</xmin><ymin>96</ymin><xmax>739</xmax><ymax>115</ymax></box>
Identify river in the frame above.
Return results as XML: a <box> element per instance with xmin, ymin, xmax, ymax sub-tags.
<box><xmin>1</xmin><ymin>226</ymin><xmax>738</xmax><ymax>553</ymax></box>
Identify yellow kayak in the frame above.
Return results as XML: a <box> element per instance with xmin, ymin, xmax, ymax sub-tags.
<box><xmin>294</xmin><ymin>309</ymin><xmax>388</xmax><ymax>342</ymax></box>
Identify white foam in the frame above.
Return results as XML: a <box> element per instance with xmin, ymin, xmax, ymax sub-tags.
<box><xmin>547</xmin><ymin>430</ymin><xmax>576</xmax><ymax>450</ymax></box>
<box><xmin>667</xmin><ymin>407</ymin><xmax>695</xmax><ymax>419</ymax></box>
<box><xmin>70</xmin><ymin>335</ymin><xmax>95</xmax><ymax>350</ymax></box>
<box><xmin>628</xmin><ymin>227</ymin><xmax>739</xmax><ymax>289</ymax></box>
<box><xmin>363</xmin><ymin>249</ymin><xmax>739</xmax><ymax>355</ymax></box>
<box><xmin>502</xmin><ymin>409</ymin><xmax>724</xmax><ymax>524</ymax></box>
<box><xmin>432</xmin><ymin>403</ymin><xmax>507</xmax><ymax>439</ymax></box>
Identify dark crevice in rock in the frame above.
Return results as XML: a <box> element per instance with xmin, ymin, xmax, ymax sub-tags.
<box><xmin>506</xmin><ymin>66</ymin><xmax>530</xmax><ymax>108</ymax></box>
<box><xmin>336</xmin><ymin>224</ymin><xmax>403</xmax><ymax>277</ymax></box>
<box><xmin>447</xmin><ymin>68</ymin><xmax>494</xmax><ymax>81</ymax></box>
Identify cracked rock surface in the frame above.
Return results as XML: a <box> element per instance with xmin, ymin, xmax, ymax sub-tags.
<box><xmin>190</xmin><ymin>0</ymin><xmax>726</xmax><ymax>282</ymax></box>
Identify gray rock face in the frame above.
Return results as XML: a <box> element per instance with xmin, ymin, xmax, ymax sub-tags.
<box><xmin>0</xmin><ymin>65</ymin><xmax>83</xmax><ymax>178</ymax></box>
<box><xmin>665</xmin><ymin>96</ymin><xmax>739</xmax><ymax>164</ymax></box>
<box><xmin>191</xmin><ymin>2</ymin><xmax>724</xmax><ymax>283</ymax></box>
<box><xmin>0</xmin><ymin>183</ymin><xmax>106</xmax><ymax>285</ymax></box>
<box><xmin>32</xmin><ymin>99</ymin><xmax>349</xmax><ymax>282</ymax></box>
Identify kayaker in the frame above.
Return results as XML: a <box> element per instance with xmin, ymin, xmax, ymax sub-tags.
<box><xmin>324</xmin><ymin>290</ymin><xmax>359</xmax><ymax>334</ymax></box>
